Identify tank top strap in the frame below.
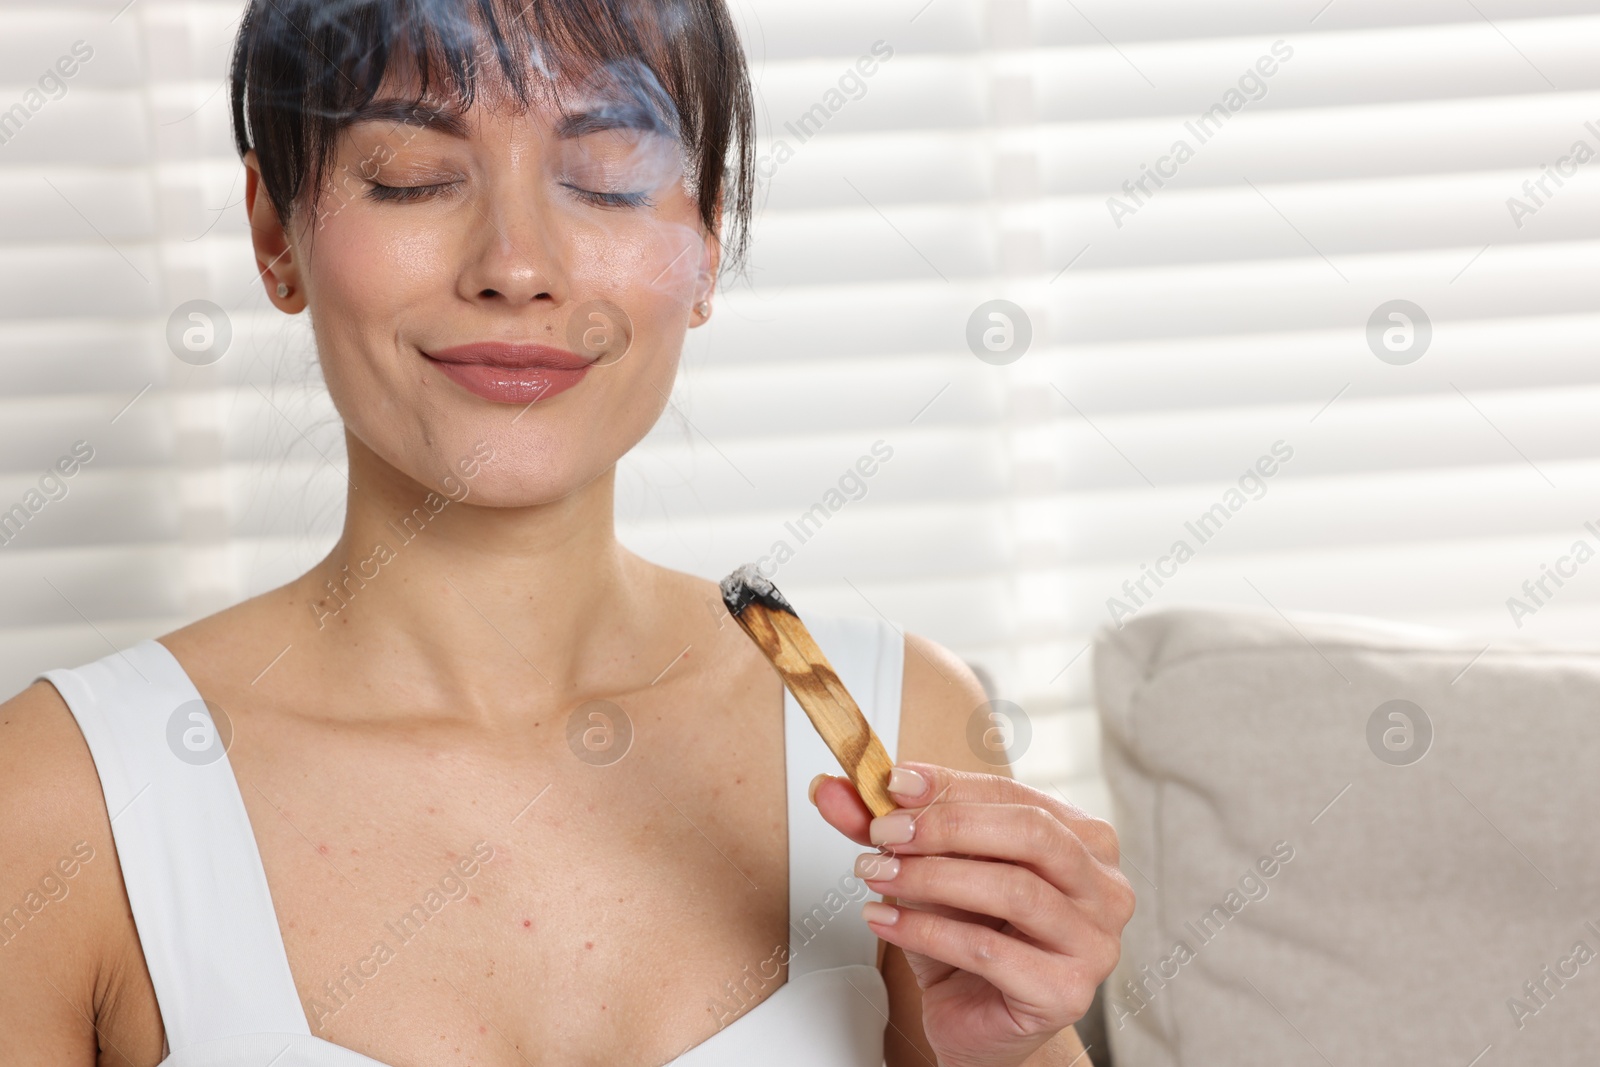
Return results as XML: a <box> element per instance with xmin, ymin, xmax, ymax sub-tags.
<box><xmin>782</xmin><ymin>611</ymin><xmax>905</xmax><ymax>979</ymax></box>
<box><xmin>37</xmin><ymin>639</ymin><xmax>310</xmax><ymax>1051</ymax></box>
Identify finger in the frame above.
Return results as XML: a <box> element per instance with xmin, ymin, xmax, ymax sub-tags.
<box><xmin>857</xmin><ymin>852</ymin><xmax>1081</xmax><ymax>955</ymax></box>
<box><xmin>870</xmin><ymin>801</ymin><xmax>1123</xmax><ymax>914</ymax></box>
<box><xmin>859</xmin><ymin>853</ymin><xmax>1003</xmax><ymax>929</ymax></box>
<box><xmin>810</xmin><ymin>773</ymin><xmax>873</xmax><ymax>846</ymax></box>
<box><xmin>860</xmin><ymin>901</ymin><xmax>1094</xmax><ymax>1029</ymax></box>
<box><xmin>887</xmin><ymin>762</ymin><xmax>1122</xmax><ymax>868</ymax></box>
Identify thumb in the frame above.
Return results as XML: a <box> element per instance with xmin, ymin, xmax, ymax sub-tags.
<box><xmin>809</xmin><ymin>773</ymin><xmax>874</xmax><ymax>846</ymax></box>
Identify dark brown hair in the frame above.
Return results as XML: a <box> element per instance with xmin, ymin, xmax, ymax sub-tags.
<box><xmin>228</xmin><ymin>0</ymin><xmax>755</xmax><ymax>273</ymax></box>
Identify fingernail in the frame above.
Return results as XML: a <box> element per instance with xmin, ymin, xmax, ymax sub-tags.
<box><xmin>861</xmin><ymin>901</ymin><xmax>899</xmax><ymax>926</ymax></box>
<box><xmin>808</xmin><ymin>773</ymin><xmax>830</xmax><ymax>806</ymax></box>
<box><xmin>855</xmin><ymin>852</ymin><xmax>900</xmax><ymax>881</ymax></box>
<box><xmin>888</xmin><ymin>766</ymin><xmax>926</xmax><ymax>799</ymax></box>
<box><xmin>869</xmin><ymin>811</ymin><xmax>915</xmax><ymax>846</ymax></box>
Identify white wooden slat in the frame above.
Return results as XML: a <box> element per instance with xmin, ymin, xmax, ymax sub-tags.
<box><xmin>689</xmin><ymin>282</ymin><xmax>1005</xmax><ymax>363</ymax></box>
<box><xmin>0</xmin><ymin>88</ymin><xmax>152</xmax><ymax>164</ymax></box>
<box><xmin>618</xmin><ymin>503</ymin><xmax>1012</xmax><ymax>587</ymax></box>
<box><xmin>0</xmin><ymin>169</ymin><xmax>157</xmax><ymax>242</ymax></box>
<box><xmin>1040</xmin><ymin>92</ymin><xmax>1600</xmax><ymax>191</ymax></box>
<box><xmin>0</xmin><ymin>543</ymin><xmax>188</xmax><ymax>626</ymax></box>
<box><xmin>1037</xmin><ymin>173</ymin><xmax>1600</xmax><ymax>269</ymax></box>
<box><xmin>1039</xmin><ymin>458</ymin><xmax>1600</xmax><ymax>562</ymax></box>
<box><xmin>732</xmin><ymin>0</ymin><xmax>984</xmax><ymax>61</ymax></box>
<box><xmin>1037</xmin><ymin>240</ymin><xmax>1600</xmax><ymax>342</ymax></box>
<box><xmin>0</xmin><ymin>468</ymin><xmax>177</xmax><ymax>548</ymax></box>
<box><xmin>1034</xmin><ymin>313</ymin><xmax>1600</xmax><ymax>414</ymax></box>
<box><xmin>662</xmin><ymin>361</ymin><xmax>1003</xmax><ymax>438</ymax></box>
<box><xmin>1034</xmin><ymin>18</ymin><xmax>1600</xmax><ymax>121</ymax></box>
<box><xmin>1003</xmin><ymin>383</ymin><xmax>1600</xmax><ymax>491</ymax></box>
<box><xmin>1031</xmin><ymin>533</ymin><xmax>1600</xmax><ymax>636</ymax></box>
<box><xmin>1034</xmin><ymin>0</ymin><xmax>1596</xmax><ymax>46</ymax></box>
<box><xmin>0</xmin><ymin>11</ymin><xmax>143</xmax><ymax>88</ymax></box>
<box><xmin>621</xmin><ymin>428</ymin><xmax>1010</xmax><ymax>516</ymax></box>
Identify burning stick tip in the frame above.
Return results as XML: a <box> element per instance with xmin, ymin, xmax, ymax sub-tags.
<box><xmin>719</xmin><ymin>563</ymin><xmax>797</xmax><ymax>618</ymax></box>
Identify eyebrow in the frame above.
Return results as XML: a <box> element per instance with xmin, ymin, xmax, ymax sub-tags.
<box><xmin>341</xmin><ymin>98</ymin><xmax>471</xmax><ymax>139</ymax></box>
<box><xmin>555</xmin><ymin>103</ymin><xmax>673</xmax><ymax>139</ymax></box>
<box><xmin>339</xmin><ymin>97</ymin><xmax>675</xmax><ymax>141</ymax></box>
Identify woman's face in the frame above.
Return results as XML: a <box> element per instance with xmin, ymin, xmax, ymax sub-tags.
<box><xmin>248</xmin><ymin>62</ymin><xmax>718</xmax><ymax>506</ymax></box>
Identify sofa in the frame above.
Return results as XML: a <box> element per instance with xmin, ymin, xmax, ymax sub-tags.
<box><xmin>1089</xmin><ymin>604</ymin><xmax>1600</xmax><ymax>1066</ymax></box>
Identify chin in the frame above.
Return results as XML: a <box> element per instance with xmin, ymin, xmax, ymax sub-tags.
<box><xmin>453</xmin><ymin>457</ymin><xmax>612</xmax><ymax>509</ymax></box>
<box><xmin>388</xmin><ymin>417</ymin><xmax>625</xmax><ymax>510</ymax></box>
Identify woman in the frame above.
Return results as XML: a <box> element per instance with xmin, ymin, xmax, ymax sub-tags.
<box><xmin>0</xmin><ymin>1</ymin><xmax>1131</xmax><ymax>1065</ymax></box>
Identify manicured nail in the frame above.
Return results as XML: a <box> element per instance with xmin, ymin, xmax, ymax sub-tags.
<box><xmin>808</xmin><ymin>773</ymin><xmax>830</xmax><ymax>806</ymax></box>
<box><xmin>861</xmin><ymin>901</ymin><xmax>899</xmax><ymax>926</ymax></box>
<box><xmin>869</xmin><ymin>811</ymin><xmax>915</xmax><ymax>846</ymax></box>
<box><xmin>855</xmin><ymin>852</ymin><xmax>900</xmax><ymax>881</ymax></box>
<box><xmin>888</xmin><ymin>766</ymin><xmax>926</xmax><ymax>799</ymax></box>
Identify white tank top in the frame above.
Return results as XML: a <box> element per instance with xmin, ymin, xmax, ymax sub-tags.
<box><xmin>37</xmin><ymin>611</ymin><xmax>903</xmax><ymax>1067</ymax></box>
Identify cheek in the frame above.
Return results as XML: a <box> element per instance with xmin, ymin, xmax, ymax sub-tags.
<box><xmin>564</xmin><ymin>215</ymin><xmax>706</xmax><ymax>315</ymax></box>
<box><xmin>303</xmin><ymin>209</ymin><xmax>454</xmax><ymax>399</ymax></box>
<box><xmin>313</xmin><ymin>210</ymin><xmax>452</xmax><ymax>312</ymax></box>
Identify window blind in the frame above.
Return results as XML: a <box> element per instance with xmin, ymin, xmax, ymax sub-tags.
<box><xmin>3</xmin><ymin>1</ymin><xmax>1596</xmax><ymax>822</ymax></box>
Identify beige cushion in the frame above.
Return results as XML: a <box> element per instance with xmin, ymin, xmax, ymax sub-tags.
<box><xmin>1095</xmin><ymin>605</ymin><xmax>1600</xmax><ymax>1066</ymax></box>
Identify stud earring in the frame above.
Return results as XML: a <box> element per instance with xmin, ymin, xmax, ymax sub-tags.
<box><xmin>694</xmin><ymin>300</ymin><xmax>710</xmax><ymax>318</ymax></box>
<box><xmin>276</xmin><ymin>282</ymin><xmax>291</xmax><ymax>298</ymax></box>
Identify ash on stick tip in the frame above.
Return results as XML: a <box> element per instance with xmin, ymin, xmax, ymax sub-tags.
<box><xmin>720</xmin><ymin>563</ymin><xmax>797</xmax><ymax>617</ymax></box>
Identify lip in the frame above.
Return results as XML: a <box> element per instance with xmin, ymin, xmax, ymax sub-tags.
<box><xmin>423</xmin><ymin>342</ymin><xmax>592</xmax><ymax>405</ymax></box>
<box><xmin>428</xmin><ymin>342</ymin><xmax>595</xmax><ymax>370</ymax></box>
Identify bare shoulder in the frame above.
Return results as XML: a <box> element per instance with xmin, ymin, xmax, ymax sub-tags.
<box><xmin>895</xmin><ymin>631</ymin><xmax>1011</xmax><ymax>778</ymax></box>
<box><xmin>0</xmin><ymin>679</ymin><xmax>121</xmax><ymax>931</ymax></box>
<box><xmin>154</xmin><ymin>584</ymin><xmax>298</xmax><ymax>679</ymax></box>
<box><xmin>0</xmin><ymin>680</ymin><xmax>162</xmax><ymax>1066</ymax></box>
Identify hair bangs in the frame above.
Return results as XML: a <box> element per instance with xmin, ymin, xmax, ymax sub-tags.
<box><xmin>229</xmin><ymin>0</ymin><xmax>754</xmax><ymax>270</ymax></box>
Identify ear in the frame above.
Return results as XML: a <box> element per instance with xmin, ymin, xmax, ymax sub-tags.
<box><xmin>690</xmin><ymin>193</ymin><xmax>724</xmax><ymax>328</ymax></box>
<box><xmin>243</xmin><ymin>150</ymin><xmax>304</xmax><ymax>312</ymax></box>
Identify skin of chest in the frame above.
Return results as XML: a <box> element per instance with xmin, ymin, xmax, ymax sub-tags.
<box><xmin>99</xmin><ymin>603</ymin><xmax>802</xmax><ymax>1067</ymax></box>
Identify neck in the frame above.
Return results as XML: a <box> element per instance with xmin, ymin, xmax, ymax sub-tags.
<box><xmin>292</xmin><ymin>431</ymin><xmax>661</xmax><ymax>714</ymax></box>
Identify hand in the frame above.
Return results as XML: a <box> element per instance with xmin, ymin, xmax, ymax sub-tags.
<box><xmin>811</xmin><ymin>762</ymin><xmax>1134</xmax><ymax>1067</ymax></box>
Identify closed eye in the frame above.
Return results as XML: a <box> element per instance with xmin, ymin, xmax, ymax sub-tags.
<box><xmin>562</xmin><ymin>183</ymin><xmax>654</xmax><ymax>209</ymax></box>
<box><xmin>366</xmin><ymin>181</ymin><xmax>460</xmax><ymax>203</ymax></box>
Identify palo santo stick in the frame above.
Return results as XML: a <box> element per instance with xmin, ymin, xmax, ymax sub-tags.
<box><xmin>720</xmin><ymin>564</ymin><xmax>898</xmax><ymax>818</ymax></box>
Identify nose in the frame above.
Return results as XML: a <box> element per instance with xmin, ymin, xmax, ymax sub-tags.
<box><xmin>457</xmin><ymin>180</ymin><xmax>563</xmax><ymax>307</ymax></box>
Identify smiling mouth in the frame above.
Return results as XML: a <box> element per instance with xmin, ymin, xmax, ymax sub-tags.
<box><xmin>423</xmin><ymin>341</ymin><xmax>593</xmax><ymax>405</ymax></box>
